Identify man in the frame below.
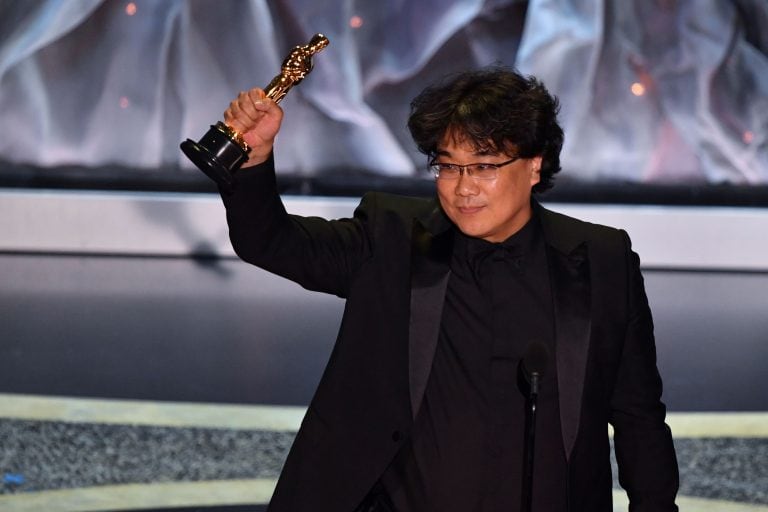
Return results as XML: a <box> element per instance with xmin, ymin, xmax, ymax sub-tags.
<box><xmin>219</xmin><ymin>67</ymin><xmax>679</xmax><ymax>511</ymax></box>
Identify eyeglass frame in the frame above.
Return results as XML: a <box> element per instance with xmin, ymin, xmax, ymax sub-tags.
<box><xmin>429</xmin><ymin>156</ymin><xmax>520</xmax><ymax>180</ymax></box>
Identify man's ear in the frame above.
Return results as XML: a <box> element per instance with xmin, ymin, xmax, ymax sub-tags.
<box><xmin>530</xmin><ymin>156</ymin><xmax>543</xmax><ymax>186</ymax></box>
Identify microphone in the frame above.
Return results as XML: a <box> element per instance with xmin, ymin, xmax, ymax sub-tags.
<box><xmin>519</xmin><ymin>341</ymin><xmax>550</xmax><ymax>512</ymax></box>
<box><xmin>520</xmin><ymin>341</ymin><xmax>550</xmax><ymax>398</ymax></box>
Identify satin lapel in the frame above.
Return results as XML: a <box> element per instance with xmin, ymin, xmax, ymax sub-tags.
<box><xmin>408</xmin><ymin>219</ymin><xmax>452</xmax><ymax>420</ymax></box>
<box><xmin>547</xmin><ymin>242</ymin><xmax>592</xmax><ymax>461</ymax></box>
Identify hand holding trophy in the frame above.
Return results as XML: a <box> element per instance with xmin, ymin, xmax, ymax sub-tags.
<box><xmin>180</xmin><ymin>34</ymin><xmax>329</xmax><ymax>190</ymax></box>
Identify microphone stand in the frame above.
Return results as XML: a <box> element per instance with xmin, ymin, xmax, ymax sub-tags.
<box><xmin>521</xmin><ymin>370</ymin><xmax>540</xmax><ymax>512</ymax></box>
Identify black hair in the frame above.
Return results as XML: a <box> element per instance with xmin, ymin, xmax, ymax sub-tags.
<box><xmin>408</xmin><ymin>66</ymin><xmax>564</xmax><ymax>192</ymax></box>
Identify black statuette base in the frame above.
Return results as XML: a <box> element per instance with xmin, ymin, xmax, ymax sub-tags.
<box><xmin>180</xmin><ymin>124</ymin><xmax>249</xmax><ymax>191</ymax></box>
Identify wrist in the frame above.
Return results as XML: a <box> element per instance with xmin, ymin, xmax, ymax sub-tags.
<box><xmin>242</xmin><ymin>149</ymin><xmax>273</xmax><ymax>168</ymax></box>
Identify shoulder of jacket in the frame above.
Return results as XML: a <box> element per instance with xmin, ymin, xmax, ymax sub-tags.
<box><xmin>359</xmin><ymin>191</ymin><xmax>435</xmax><ymax>218</ymax></box>
<box><xmin>537</xmin><ymin>203</ymin><xmax>629</xmax><ymax>254</ymax></box>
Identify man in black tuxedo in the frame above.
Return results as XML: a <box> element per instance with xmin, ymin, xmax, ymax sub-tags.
<box><xmin>219</xmin><ymin>67</ymin><xmax>679</xmax><ymax>511</ymax></box>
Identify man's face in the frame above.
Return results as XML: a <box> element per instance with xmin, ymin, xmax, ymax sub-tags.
<box><xmin>435</xmin><ymin>133</ymin><xmax>541</xmax><ymax>243</ymax></box>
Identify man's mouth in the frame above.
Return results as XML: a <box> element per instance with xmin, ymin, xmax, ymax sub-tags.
<box><xmin>457</xmin><ymin>205</ymin><xmax>484</xmax><ymax>214</ymax></box>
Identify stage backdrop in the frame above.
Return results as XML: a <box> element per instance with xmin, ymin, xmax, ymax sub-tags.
<box><xmin>0</xmin><ymin>0</ymin><xmax>766</xmax><ymax>185</ymax></box>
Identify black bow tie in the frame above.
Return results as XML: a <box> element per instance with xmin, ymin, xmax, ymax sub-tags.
<box><xmin>467</xmin><ymin>241</ymin><xmax>526</xmax><ymax>278</ymax></box>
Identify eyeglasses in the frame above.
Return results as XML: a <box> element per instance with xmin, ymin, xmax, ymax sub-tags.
<box><xmin>429</xmin><ymin>156</ymin><xmax>520</xmax><ymax>180</ymax></box>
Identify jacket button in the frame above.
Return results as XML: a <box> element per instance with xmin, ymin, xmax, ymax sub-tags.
<box><xmin>391</xmin><ymin>430</ymin><xmax>402</xmax><ymax>442</ymax></box>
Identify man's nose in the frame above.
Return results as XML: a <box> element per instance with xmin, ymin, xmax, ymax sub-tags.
<box><xmin>454</xmin><ymin>171</ymin><xmax>479</xmax><ymax>195</ymax></box>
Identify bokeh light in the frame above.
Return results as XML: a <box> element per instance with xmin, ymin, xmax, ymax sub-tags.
<box><xmin>631</xmin><ymin>82</ymin><xmax>646</xmax><ymax>96</ymax></box>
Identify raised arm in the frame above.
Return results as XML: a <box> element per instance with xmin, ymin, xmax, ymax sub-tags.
<box><xmin>218</xmin><ymin>89</ymin><xmax>373</xmax><ymax>298</ymax></box>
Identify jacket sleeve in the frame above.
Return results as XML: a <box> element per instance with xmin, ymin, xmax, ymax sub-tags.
<box><xmin>219</xmin><ymin>155</ymin><xmax>374</xmax><ymax>298</ymax></box>
<box><xmin>609</xmin><ymin>230</ymin><xmax>679</xmax><ymax>511</ymax></box>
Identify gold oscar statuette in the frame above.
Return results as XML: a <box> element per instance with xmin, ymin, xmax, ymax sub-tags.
<box><xmin>180</xmin><ymin>33</ymin><xmax>329</xmax><ymax>190</ymax></box>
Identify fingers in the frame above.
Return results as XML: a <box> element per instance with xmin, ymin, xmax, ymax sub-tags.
<box><xmin>223</xmin><ymin>88</ymin><xmax>274</xmax><ymax>133</ymax></box>
<box><xmin>219</xmin><ymin>87</ymin><xmax>284</xmax><ymax>165</ymax></box>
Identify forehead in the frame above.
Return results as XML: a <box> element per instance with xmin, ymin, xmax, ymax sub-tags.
<box><xmin>437</xmin><ymin>128</ymin><xmax>515</xmax><ymax>157</ymax></box>
<box><xmin>438</xmin><ymin>129</ymin><xmax>494</xmax><ymax>154</ymax></box>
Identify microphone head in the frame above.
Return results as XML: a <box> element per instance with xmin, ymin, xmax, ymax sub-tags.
<box><xmin>521</xmin><ymin>341</ymin><xmax>550</xmax><ymax>381</ymax></box>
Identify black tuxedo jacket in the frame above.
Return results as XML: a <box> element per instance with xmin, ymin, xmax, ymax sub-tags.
<box><xmin>221</xmin><ymin>157</ymin><xmax>678</xmax><ymax>512</ymax></box>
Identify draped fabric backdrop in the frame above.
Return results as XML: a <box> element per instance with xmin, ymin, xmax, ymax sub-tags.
<box><xmin>0</xmin><ymin>0</ymin><xmax>766</xmax><ymax>183</ymax></box>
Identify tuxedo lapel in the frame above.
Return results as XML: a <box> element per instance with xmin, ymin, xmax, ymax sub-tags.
<box><xmin>548</xmin><ymin>243</ymin><xmax>591</xmax><ymax>461</ymax></box>
<box><xmin>538</xmin><ymin>204</ymin><xmax>592</xmax><ymax>462</ymax></box>
<box><xmin>408</xmin><ymin>209</ymin><xmax>453</xmax><ymax>420</ymax></box>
